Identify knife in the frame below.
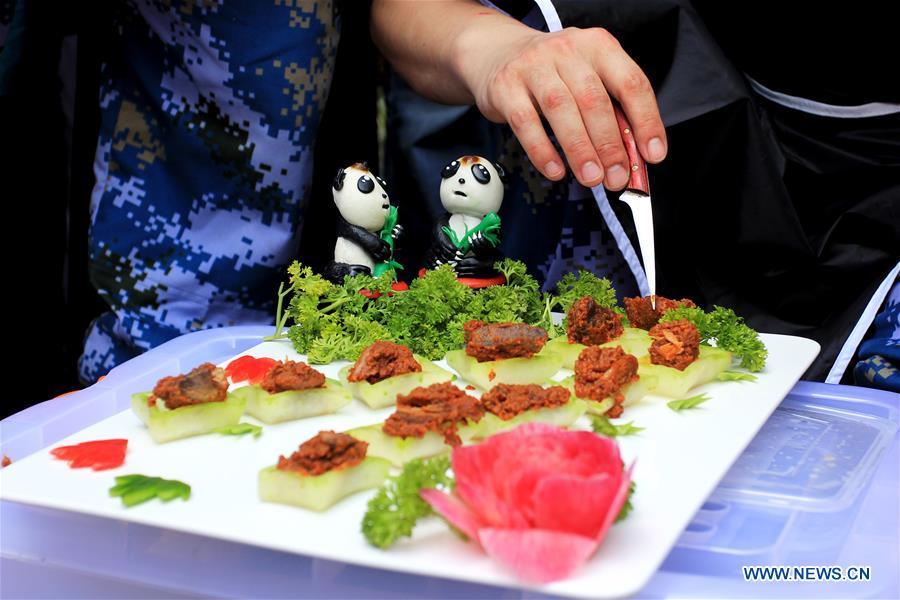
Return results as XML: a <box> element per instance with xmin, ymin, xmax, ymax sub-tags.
<box><xmin>613</xmin><ymin>106</ymin><xmax>656</xmax><ymax>308</ymax></box>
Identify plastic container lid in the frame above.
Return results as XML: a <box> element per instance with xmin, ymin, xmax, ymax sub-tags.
<box><xmin>714</xmin><ymin>393</ymin><xmax>897</xmax><ymax>511</ymax></box>
<box><xmin>670</xmin><ymin>383</ymin><xmax>898</xmax><ymax>577</ymax></box>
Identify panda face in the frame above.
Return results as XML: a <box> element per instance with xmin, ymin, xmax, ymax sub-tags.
<box><xmin>439</xmin><ymin>156</ymin><xmax>504</xmax><ymax>217</ymax></box>
<box><xmin>333</xmin><ymin>164</ymin><xmax>390</xmax><ymax>232</ymax></box>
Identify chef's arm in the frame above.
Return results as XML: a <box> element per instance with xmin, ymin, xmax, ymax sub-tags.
<box><xmin>371</xmin><ymin>0</ymin><xmax>666</xmax><ymax>191</ymax></box>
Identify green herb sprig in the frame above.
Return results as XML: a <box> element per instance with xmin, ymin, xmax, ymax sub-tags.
<box><xmin>109</xmin><ymin>474</ymin><xmax>191</xmax><ymax>507</ymax></box>
<box><xmin>667</xmin><ymin>393</ymin><xmax>711</xmax><ymax>411</ymax></box>
<box><xmin>616</xmin><ymin>480</ymin><xmax>637</xmax><ymax>523</ymax></box>
<box><xmin>362</xmin><ymin>455</ymin><xmax>454</xmax><ymax>549</ymax></box>
<box><xmin>590</xmin><ymin>415</ymin><xmax>645</xmax><ymax>437</ymax></box>
<box><xmin>214</xmin><ymin>422</ymin><xmax>262</xmax><ymax>438</ymax></box>
<box><xmin>265</xmin><ymin>280</ymin><xmax>293</xmax><ymax>341</ymax></box>
<box><xmin>717</xmin><ymin>371</ymin><xmax>758</xmax><ymax>382</ymax></box>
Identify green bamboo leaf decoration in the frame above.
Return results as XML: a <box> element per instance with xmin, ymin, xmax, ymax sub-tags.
<box><xmin>375</xmin><ymin>205</ymin><xmax>402</xmax><ymax>280</ymax></box>
<box><xmin>442</xmin><ymin>212</ymin><xmax>501</xmax><ymax>254</ymax></box>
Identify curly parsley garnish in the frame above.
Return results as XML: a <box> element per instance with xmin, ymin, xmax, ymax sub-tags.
<box><xmin>362</xmin><ymin>456</ymin><xmax>454</xmax><ymax>549</ymax></box>
<box><xmin>617</xmin><ymin>480</ymin><xmax>637</xmax><ymax>523</ymax></box>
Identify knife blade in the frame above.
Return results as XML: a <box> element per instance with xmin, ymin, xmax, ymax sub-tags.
<box><xmin>613</xmin><ymin>106</ymin><xmax>656</xmax><ymax>308</ymax></box>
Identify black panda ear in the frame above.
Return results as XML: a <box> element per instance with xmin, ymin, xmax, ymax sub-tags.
<box><xmin>493</xmin><ymin>161</ymin><xmax>509</xmax><ymax>183</ymax></box>
<box><xmin>333</xmin><ymin>167</ymin><xmax>347</xmax><ymax>191</ymax></box>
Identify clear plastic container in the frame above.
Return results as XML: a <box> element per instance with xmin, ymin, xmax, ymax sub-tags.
<box><xmin>663</xmin><ymin>382</ymin><xmax>898</xmax><ymax>593</ymax></box>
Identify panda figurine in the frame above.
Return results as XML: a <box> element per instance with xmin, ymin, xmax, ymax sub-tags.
<box><xmin>425</xmin><ymin>155</ymin><xmax>507</xmax><ymax>281</ymax></box>
<box><xmin>323</xmin><ymin>162</ymin><xmax>402</xmax><ymax>283</ymax></box>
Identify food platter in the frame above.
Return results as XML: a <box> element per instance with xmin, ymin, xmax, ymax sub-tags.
<box><xmin>0</xmin><ymin>332</ymin><xmax>818</xmax><ymax>598</ymax></box>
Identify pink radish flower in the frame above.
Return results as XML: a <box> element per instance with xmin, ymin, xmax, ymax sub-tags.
<box><xmin>421</xmin><ymin>423</ymin><xmax>632</xmax><ymax>583</ymax></box>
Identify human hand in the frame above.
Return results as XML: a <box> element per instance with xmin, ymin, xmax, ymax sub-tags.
<box><xmin>454</xmin><ymin>25</ymin><xmax>666</xmax><ymax>190</ymax></box>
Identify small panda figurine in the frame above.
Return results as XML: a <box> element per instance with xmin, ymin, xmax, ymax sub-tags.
<box><xmin>425</xmin><ymin>155</ymin><xmax>507</xmax><ymax>279</ymax></box>
<box><xmin>323</xmin><ymin>162</ymin><xmax>402</xmax><ymax>283</ymax></box>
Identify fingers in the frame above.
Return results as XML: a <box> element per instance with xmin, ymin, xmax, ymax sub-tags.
<box><xmin>582</xmin><ymin>29</ymin><xmax>667</xmax><ymax>164</ymax></box>
<box><xmin>479</xmin><ymin>27</ymin><xmax>665</xmax><ymax>187</ymax></box>
<box><xmin>526</xmin><ymin>68</ymin><xmax>605</xmax><ymax>187</ymax></box>
<box><xmin>555</xmin><ymin>57</ymin><xmax>630</xmax><ymax>190</ymax></box>
<box><xmin>494</xmin><ymin>84</ymin><xmax>566</xmax><ymax>181</ymax></box>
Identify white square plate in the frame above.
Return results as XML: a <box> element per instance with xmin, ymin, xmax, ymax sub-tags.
<box><xmin>0</xmin><ymin>333</ymin><xmax>819</xmax><ymax>598</ymax></box>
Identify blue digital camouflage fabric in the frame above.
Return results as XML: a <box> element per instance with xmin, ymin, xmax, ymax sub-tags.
<box><xmin>79</xmin><ymin>0</ymin><xmax>339</xmax><ymax>384</ymax></box>
<box><xmin>854</xmin><ymin>281</ymin><xmax>900</xmax><ymax>392</ymax></box>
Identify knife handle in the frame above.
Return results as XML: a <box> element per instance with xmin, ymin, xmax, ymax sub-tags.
<box><xmin>613</xmin><ymin>105</ymin><xmax>650</xmax><ymax>195</ymax></box>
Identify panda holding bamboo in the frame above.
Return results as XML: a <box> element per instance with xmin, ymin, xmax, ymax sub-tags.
<box><xmin>425</xmin><ymin>155</ymin><xmax>507</xmax><ymax>280</ymax></box>
<box><xmin>323</xmin><ymin>163</ymin><xmax>402</xmax><ymax>283</ymax></box>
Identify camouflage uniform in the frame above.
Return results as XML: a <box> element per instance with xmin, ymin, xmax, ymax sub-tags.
<box><xmin>79</xmin><ymin>0</ymin><xmax>339</xmax><ymax>383</ymax></box>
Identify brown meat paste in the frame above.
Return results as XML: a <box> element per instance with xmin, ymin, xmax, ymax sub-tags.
<box><xmin>574</xmin><ymin>346</ymin><xmax>639</xmax><ymax>418</ymax></box>
<box><xmin>277</xmin><ymin>430</ymin><xmax>367</xmax><ymax>476</ymax></box>
<box><xmin>623</xmin><ymin>296</ymin><xmax>697</xmax><ymax>330</ymax></box>
<box><xmin>566</xmin><ymin>296</ymin><xmax>624</xmax><ymax>345</ymax></box>
<box><xmin>152</xmin><ymin>362</ymin><xmax>228</xmax><ymax>410</ymax></box>
<box><xmin>464</xmin><ymin>321</ymin><xmax>548</xmax><ymax>362</ymax></box>
<box><xmin>481</xmin><ymin>384</ymin><xmax>571</xmax><ymax>420</ymax></box>
<box><xmin>259</xmin><ymin>360</ymin><xmax>325</xmax><ymax>394</ymax></box>
<box><xmin>463</xmin><ymin>319</ymin><xmax>486</xmax><ymax>344</ymax></box>
<box><xmin>382</xmin><ymin>382</ymin><xmax>484</xmax><ymax>446</ymax></box>
<box><xmin>347</xmin><ymin>340</ymin><xmax>421</xmax><ymax>384</ymax></box>
<box><xmin>649</xmin><ymin>319</ymin><xmax>700</xmax><ymax>371</ymax></box>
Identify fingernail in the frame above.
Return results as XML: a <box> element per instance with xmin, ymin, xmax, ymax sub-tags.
<box><xmin>606</xmin><ymin>164</ymin><xmax>628</xmax><ymax>189</ymax></box>
<box><xmin>581</xmin><ymin>161</ymin><xmax>603</xmax><ymax>183</ymax></box>
<box><xmin>544</xmin><ymin>161</ymin><xmax>564</xmax><ymax>178</ymax></box>
<box><xmin>648</xmin><ymin>137</ymin><xmax>666</xmax><ymax>162</ymax></box>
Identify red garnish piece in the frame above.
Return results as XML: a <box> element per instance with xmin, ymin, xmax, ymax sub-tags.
<box><xmin>225</xmin><ymin>355</ymin><xmax>277</xmax><ymax>385</ymax></box>
<box><xmin>359</xmin><ymin>281</ymin><xmax>409</xmax><ymax>299</ymax></box>
<box><xmin>488</xmin><ymin>370</ymin><xmax>496</xmax><ymax>381</ymax></box>
<box><xmin>2</xmin><ymin>454</ymin><xmax>11</xmax><ymax>468</ymax></box>
<box><xmin>51</xmin><ymin>439</ymin><xmax>128</xmax><ymax>471</ymax></box>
